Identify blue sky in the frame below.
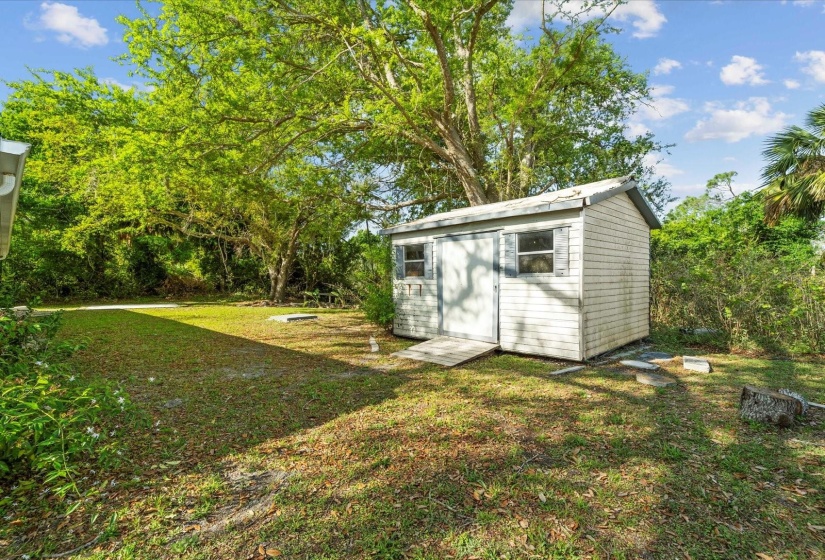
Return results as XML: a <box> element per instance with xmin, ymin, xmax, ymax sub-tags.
<box><xmin>1</xmin><ymin>1</ymin><xmax>824</xmax><ymax>208</ymax></box>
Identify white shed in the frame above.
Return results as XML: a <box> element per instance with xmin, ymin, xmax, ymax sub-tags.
<box><xmin>379</xmin><ymin>176</ymin><xmax>661</xmax><ymax>363</ymax></box>
<box><xmin>0</xmin><ymin>137</ymin><xmax>32</xmax><ymax>260</ymax></box>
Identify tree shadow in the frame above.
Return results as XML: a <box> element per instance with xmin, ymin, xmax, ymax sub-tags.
<box><xmin>10</xmin><ymin>308</ymin><xmax>424</xmax><ymax>556</ymax></box>
<box><xmin>248</xmin><ymin>353</ymin><xmax>824</xmax><ymax>558</ymax></box>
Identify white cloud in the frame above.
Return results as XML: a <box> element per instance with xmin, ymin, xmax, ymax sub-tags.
<box><xmin>636</xmin><ymin>84</ymin><xmax>690</xmax><ymax>121</ymax></box>
<box><xmin>720</xmin><ymin>56</ymin><xmax>769</xmax><ymax>86</ymax></box>
<box><xmin>644</xmin><ymin>154</ymin><xmax>684</xmax><ymax>179</ymax></box>
<box><xmin>611</xmin><ymin>0</ymin><xmax>667</xmax><ymax>39</ymax></box>
<box><xmin>102</xmin><ymin>78</ymin><xmax>132</xmax><ymax>91</ymax></box>
<box><xmin>795</xmin><ymin>50</ymin><xmax>825</xmax><ymax>83</ymax></box>
<box><xmin>625</xmin><ymin>121</ymin><xmax>651</xmax><ymax>138</ymax></box>
<box><xmin>783</xmin><ymin>79</ymin><xmax>801</xmax><ymax>89</ymax></box>
<box><xmin>723</xmin><ymin>156</ymin><xmax>737</xmax><ymax>162</ymax></box>
<box><xmin>507</xmin><ymin>0</ymin><xmax>666</xmax><ymax>39</ymax></box>
<box><xmin>31</xmin><ymin>2</ymin><xmax>108</xmax><ymax>48</ymax></box>
<box><xmin>653</xmin><ymin>58</ymin><xmax>682</xmax><ymax>75</ymax></box>
<box><xmin>669</xmin><ymin>182</ymin><xmax>705</xmax><ymax>200</ymax></box>
<box><xmin>685</xmin><ymin>98</ymin><xmax>789</xmax><ymax>143</ymax></box>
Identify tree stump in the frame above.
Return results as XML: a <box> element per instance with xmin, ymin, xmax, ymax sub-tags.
<box><xmin>740</xmin><ymin>385</ymin><xmax>802</xmax><ymax>427</ymax></box>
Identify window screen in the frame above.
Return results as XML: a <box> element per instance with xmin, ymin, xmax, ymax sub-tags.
<box><xmin>517</xmin><ymin>230</ymin><xmax>554</xmax><ymax>274</ymax></box>
<box><xmin>404</xmin><ymin>244</ymin><xmax>426</xmax><ymax>277</ymax></box>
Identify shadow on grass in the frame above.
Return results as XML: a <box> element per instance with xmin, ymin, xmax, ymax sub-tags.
<box><xmin>5</xmin><ymin>308</ymin><xmax>423</xmax><ymax>557</ymax></box>
<box><xmin>11</xmin><ymin>311</ymin><xmax>824</xmax><ymax>559</ymax></box>
<box><xmin>262</xmin><ymin>354</ymin><xmax>824</xmax><ymax>558</ymax></box>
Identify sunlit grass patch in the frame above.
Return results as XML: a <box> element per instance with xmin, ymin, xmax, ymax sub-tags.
<box><xmin>1</xmin><ymin>304</ymin><xmax>823</xmax><ymax>559</ymax></box>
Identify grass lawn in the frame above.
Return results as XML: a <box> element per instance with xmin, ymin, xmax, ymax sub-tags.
<box><xmin>2</xmin><ymin>305</ymin><xmax>824</xmax><ymax>559</ymax></box>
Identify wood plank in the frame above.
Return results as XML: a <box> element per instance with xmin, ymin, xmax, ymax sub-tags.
<box><xmin>584</xmin><ymin>213</ymin><xmax>649</xmax><ymax>235</ymax></box>
<box><xmin>391</xmin><ymin>336</ymin><xmax>500</xmax><ymax>367</ymax></box>
<box><xmin>583</xmin><ymin>255</ymin><xmax>649</xmax><ymax>266</ymax></box>
<box><xmin>500</xmin><ymin>316</ymin><xmax>579</xmax><ymax>328</ymax></box>
<box><xmin>583</xmin><ymin>285</ymin><xmax>649</xmax><ymax>295</ymax></box>
<box><xmin>584</xmin><ymin>230</ymin><xmax>650</xmax><ymax>246</ymax></box>
<box><xmin>583</xmin><ymin>293</ymin><xmax>648</xmax><ymax>306</ymax></box>
<box><xmin>501</xmin><ymin>303</ymin><xmax>579</xmax><ymax>314</ymax></box>
<box><xmin>586</xmin><ymin>318</ymin><xmax>649</xmax><ymax>336</ymax></box>
<box><xmin>500</xmin><ymin>331</ymin><xmax>581</xmax><ymax>345</ymax></box>
<box><xmin>583</xmin><ymin>244</ymin><xmax>650</xmax><ymax>257</ymax></box>
<box><xmin>500</xmin><ymin>340</ymin><xmax>580</xmax><ymax>361</ymax></box>
<box><xmin>584</xmin><ymin>310</ymin><xmax>648</xmax><ymax>325</ymax></box>
<box><xmin>500</xmin><ymin>328</ymin><xmax>580</xmax><ymax>342</ymax></box>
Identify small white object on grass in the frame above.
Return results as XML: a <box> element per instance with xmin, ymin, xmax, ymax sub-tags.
<box><xmin>683</xmin><ymin>356</ymin><xmax>712</xmax><ymax>373</ymax></box>
<box><xmin>267</xmin><ymin>313</ymin><xmax>318</xmax><ymax>323</ymax></box>
<box><xmin>620</xmin><ymin>360</ymin><xmax>660</xmax><ymax>371</ymax></box>
<box><xmin>369</xmin><ymin>336</ymin><xmax>379</xmax><ymax>353</ymax></box>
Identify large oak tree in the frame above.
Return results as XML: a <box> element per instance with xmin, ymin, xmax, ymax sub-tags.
<box><xmin>122</xmin><ymin>0</ymin><xmax>671</xmax><ymax>211</ymax></box>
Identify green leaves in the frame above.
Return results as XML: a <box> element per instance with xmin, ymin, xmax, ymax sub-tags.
<box><xmin>761</xmin><ymin>103</ymin><xmax>825</xmax><ymax>225</ymax></box>
<box><xmin>0</xmin><ymin>309</ymin><xmax>134</xmax><ymax>496</ymax></box>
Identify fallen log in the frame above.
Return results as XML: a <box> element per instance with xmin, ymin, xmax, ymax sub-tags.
<box><xmin>740</xmin><ymin>385</ymin><xmax>801</xmax><ymax>427</ymax></box>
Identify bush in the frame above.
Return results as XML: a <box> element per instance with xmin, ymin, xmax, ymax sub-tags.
<box><xmin>651</xmin><ymin>248</ymin><xmax>825</xmax><ymax>353</ymax></box>
<box><xmin>651</xmin><ymin>189</ymin><xmax>825</xmax><ymax>354</ymax></box>
<box><xmin>349</xmin><ymin>232</ymin><xmax>396</xmax><ymax>328</ymax></box>
<box><xmin>362</xmin><ymin>283</ymin><xmax>395</xmax><ymax>329</ymax></box>
<box><xmin>158</xmin><ymin>273</ymin><xmax>212</xmax><ymax>297</ymax></box>
<box><xmin>0</xmin><ymin>308</ymin><xmax>132</xmax><ymax>496</ymax></box>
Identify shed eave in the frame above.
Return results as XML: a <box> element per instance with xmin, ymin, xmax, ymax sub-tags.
<box><xmin>379</xmin><ymin>198</ymin><xmax>584</xmax><ymax>236</ymax></box>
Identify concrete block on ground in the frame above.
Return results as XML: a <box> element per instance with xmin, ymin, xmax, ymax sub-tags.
<box><xmin>683</xmin><ymin>356</ymin><xmax>712</xmax><ymax>373</ymax></box>
<box><xmin>267</xmin><ymin>313</ymin><xmax>318</xmax><ymax>323</ymax></box>
<box><xmin>620</xmin><ymin>360</ymin><xmax>660</xmax><ymax>371</ymax></box>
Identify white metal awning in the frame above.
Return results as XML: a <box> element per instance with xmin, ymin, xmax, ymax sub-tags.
<box><xmin>0</xmin><ymin>137</ymin><xmax>32</xmax><ymax>259</ymax></box>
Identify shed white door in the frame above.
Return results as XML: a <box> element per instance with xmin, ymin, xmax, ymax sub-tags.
<box><xmin>437</xmin><ymin>232</ymin><xmax>499</xmax><ymax>343</ymax></box>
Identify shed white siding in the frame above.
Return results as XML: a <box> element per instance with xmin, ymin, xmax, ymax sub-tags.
<box><xmin>392</xmin><ymin>209</ymin><xmax>583</xmax><ymax>361</ymax></box>
<box><xmin>581</xmin><ymin>192</ymin><xmax>650</xmax><ymax>358</ymax></box>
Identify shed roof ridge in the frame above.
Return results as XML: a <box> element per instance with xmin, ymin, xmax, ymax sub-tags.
<box><xmin>380</xmin><ymin>175</ymin><xmax>664</xmax><ymax>235</ymax></box>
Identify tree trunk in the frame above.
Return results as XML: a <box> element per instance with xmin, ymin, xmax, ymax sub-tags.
<box><xmin>273</xmin><ymin>221</ymin><xmax>302</xmax><ymax>303</ymax></box>
<box><xmin>739</xmin><ymin>385</ymin><xmax>802</xmax><ymax>427</ymax></box>
<box><xmin>431</xmin><ymin>114</ymin><xmax>491</xmax><ymax>206</ymax></box>
<box><xmin>266</xmin><ymin>262</ymin><xmax>279</xmax><ymax>302</ymax></box>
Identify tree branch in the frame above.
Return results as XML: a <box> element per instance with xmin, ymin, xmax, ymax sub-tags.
<box><xmin>366</xmin><ymin>192</ymin><xmax>452</xmax><ymax>211</ymax></box>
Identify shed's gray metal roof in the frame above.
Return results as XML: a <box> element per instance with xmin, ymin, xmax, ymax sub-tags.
<box><xmin>379</xmin><ymin>176</ymin><xmax>661</xmax><ymax>235</ymax></box>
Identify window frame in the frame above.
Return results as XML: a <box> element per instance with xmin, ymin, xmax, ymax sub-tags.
<box><xmin>516</xmin><ymin>230</ymin><xmax>555</xmax><ymax>276</ymax></box>
<box><xmin>403</xmin><ymin>243</ymin><xmax>426</xmax><ymax>278</ymax></box>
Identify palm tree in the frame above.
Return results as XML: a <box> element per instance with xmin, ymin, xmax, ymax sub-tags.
<box><xmin>761</xmin><ymin>104</ymin><xmax>825</xmax><ymax>225</ymax></box>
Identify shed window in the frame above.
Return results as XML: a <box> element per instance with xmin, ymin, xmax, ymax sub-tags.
<box><xmin>404</xmin><ymin>244</ymin><xmax>426</xmax><ymax>277</ymax></box>
<box><xmin>517</xmin><ymin>230</ymin><xmax>554</xmax><ymax>274</ymax></box>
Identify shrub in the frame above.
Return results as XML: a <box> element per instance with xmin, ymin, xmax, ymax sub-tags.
<box><xmin>651</xmin><ymin>248</ymin><xmax>825</xmax><ymax>353</ymax></box>
<box><xmin>349</xmin><ymin>232</ymin><xmax>396</xmax><ymax>328</ymax></box>
<box><xmin>0</xmin><ymin>309</ymin><xmax>132</xmax><ymax>497</ymax></box>
<box><xmin>158</xmin><ymin>273</ymin><xmax>211</xmax><ymax>297</ymax></box>
<box><xmin>651</xmin><ymin>190</ymin><xmax>825</xmax><ymax>354</ymax></box>
<box><xmin>362</xmin><ymin>283</ymin><xmax>395</xmax><ymax>329</ymax></box>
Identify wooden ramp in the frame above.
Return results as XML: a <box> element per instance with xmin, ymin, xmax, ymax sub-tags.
<box><xmin>392</xmin><ymin>336</ymin><xmax>499</xmax><ymax>367</ymax></box>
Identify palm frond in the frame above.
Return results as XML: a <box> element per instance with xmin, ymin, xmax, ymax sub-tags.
<box><xmin>761</xmin><ymin>105</ymin><xmax>825</xmax><ymax>224</ymax></box>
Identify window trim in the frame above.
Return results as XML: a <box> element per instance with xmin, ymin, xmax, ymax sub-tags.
<box><xmin>516</xmin><ymin>230</ymin><xmax>554</xmax><ymax>276</ymax></box>
<box><xmin>403</xmin><ymin>244</ymin><xmax>426</xmax><ymax>278</ymax></box>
